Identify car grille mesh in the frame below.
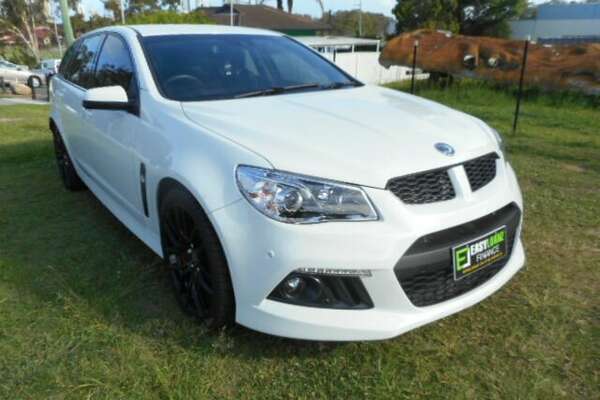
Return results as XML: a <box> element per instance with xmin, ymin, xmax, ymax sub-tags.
<box><xmin>395</xmin><ymin>203</ymin><xmax>521</xmax><ymax>307</ymax></box>
<box><xmin>464</xmin><ymin>153</ymin><xmax>499</xmax><ymax>192</ymax></box>
<box><xmin>387</xmin><ymin>170</ymin><xmax>455</xmax><ymax>204</ymax></box>
<box><xmin>387</xmin><ymin>152</ymin><xmax>499</xmax><ymax>204</ymax></box>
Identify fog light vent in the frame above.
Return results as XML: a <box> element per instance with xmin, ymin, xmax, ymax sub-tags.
<box><xmin>268</xmin><ymin>271</ymin><xmax>373</xmax><ymax>309</ymax></box>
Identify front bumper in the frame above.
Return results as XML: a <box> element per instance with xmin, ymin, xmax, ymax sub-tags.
<box><xmin>209</xmin><ymin>161</ymin><xmax>525</xmax><ymax>341</ymax></box>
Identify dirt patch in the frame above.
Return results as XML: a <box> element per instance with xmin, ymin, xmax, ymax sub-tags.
<box><xmin>0</xmin><ymin>118</ymin><xmax>23</xmax><ymax>124</ymax></box>
<box><xmin>586</xmin><ymin>228</ymin><xmax>600</xmax><ymax>238</ymax></box>
<box><xmin>562</xmin><ymin>163</ymin><xmax>586</xmax><ymax>173</ymax></box>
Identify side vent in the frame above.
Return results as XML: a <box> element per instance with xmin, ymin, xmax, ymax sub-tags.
<box><xmin>140</xmin><ymin>163</ymin><xmax>149</xmax><ymax>217</ymax></box>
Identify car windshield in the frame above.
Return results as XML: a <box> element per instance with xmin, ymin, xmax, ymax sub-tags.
<box><xmin>1</xmin><ymin>61</ymin><xmax>17</xmax><ymax>69</ymax></box>
<box><xmin>141</xmin><ymin>34</ymin><xmax>360</xmax><ymax>101</ymax></box>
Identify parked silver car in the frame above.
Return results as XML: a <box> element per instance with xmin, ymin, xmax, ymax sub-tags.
<box><xmin>0</xmin><ymin>59</ymin><xmax>43</xmax><ymax>87</ymax></box>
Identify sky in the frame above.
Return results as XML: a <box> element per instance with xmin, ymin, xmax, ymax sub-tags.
<box><xmin>79</xmin><ymin>0</ymin><xmax>575</xmax><ymax>20</ymax></box>
<box><xmin>79</xmin><ymin>0</ymin><xmax>398</xmax><ymax>19</ymax></box>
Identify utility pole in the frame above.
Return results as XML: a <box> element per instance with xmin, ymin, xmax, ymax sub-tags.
<box><xmin>57</xmin><ymin>0</ymin><xmax>74</xmax><ymax>46</ymax></box>
<box><xmin>357</xmin><ymin>0</ymin><xmax>363</xmax><ymax>37</ymax></box>
<box><xmin>119</xmin><ymin>0</ymin><xmax>126</xmax><ymax>24</ymax></box>
<box><xmin>230</xmin><ymin>0</ymin><xmax>234</xmax><ymax>26</ymax></box>
<box><xmin>26</xmin><ymin>0</ymin><xmax>40</xmax><ymax>61</ymax></box>
<box><xmin>53</xmin><ymin>8</ymin><xmax>62</xmax><ymax>56</ymax></box>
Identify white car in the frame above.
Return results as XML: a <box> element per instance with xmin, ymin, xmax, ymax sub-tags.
<box><xmin>0</xmin><ymin>59</ymin><xmax>42</xmax><ymax>87</ymax></box>
<box><xmin>49</xmin><ymin>25</ymin><xmax>525</xmax><ymax>341</ymax></box>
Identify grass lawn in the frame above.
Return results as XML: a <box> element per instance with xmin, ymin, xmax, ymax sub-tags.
<box><xmin>0</xmin><ymin>85</ymin><xmax>598</xmax><ymax>399</ymax></box>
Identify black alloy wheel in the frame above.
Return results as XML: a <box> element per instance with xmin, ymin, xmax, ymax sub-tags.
<box><xmin>160</xmin><ymin>188</ymin><xmax>235</xmax><ymax>328</ymax></box>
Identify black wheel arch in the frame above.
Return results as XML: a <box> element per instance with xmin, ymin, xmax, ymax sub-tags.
<box><xmin>156</xmin><ymin>177</ymin><xmax>228</xmax><ymax>263</ymax></box>
<box><xmin>49</xmin><ymin>118</ymin><xmax>58</xmax><ymax>134</ymax></box>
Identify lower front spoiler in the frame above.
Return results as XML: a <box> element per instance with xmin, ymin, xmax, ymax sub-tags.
<box><xmin>236</xmin><ymin>238</ymin><xmax>525</xmax><ymax>341</ymax></box>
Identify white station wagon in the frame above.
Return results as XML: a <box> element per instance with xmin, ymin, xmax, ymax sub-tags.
<box><xmin>49</xmin><ymin>25</ymin><xmax>525</xmax><ymax>341</ymax></box>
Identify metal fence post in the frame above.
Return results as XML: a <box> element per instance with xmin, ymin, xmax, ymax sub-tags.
<box><xmin>513</xmin><ymin>38</ymin><xmax>530</xmax><ymax>135</ymax></box>
<box><xmin>410</xmin><ymin>40</ymin><xmax>419</xmax><ymax>95</ymax></box>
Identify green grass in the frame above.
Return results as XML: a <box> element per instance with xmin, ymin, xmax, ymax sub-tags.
<box><xmin>1</xmin><ymin>85</ymin><xmax>599</xmax><ymax>399</ymax></box>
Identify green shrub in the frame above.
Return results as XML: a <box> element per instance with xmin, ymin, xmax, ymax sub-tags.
<box><xmin>0</xmin><ymin>46</ymin><xmax>37</xmax><ymax>68</ymax></box>
<box><xmin>127</xmin><ymin>10</ymin><xmax>214</xmax><ymax>25</ymax></box>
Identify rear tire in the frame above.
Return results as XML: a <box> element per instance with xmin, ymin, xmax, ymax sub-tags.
<box><xmin>160</xmin><ymin>187</ymin><xmax>235</xmax><ymax>329</ymax></box>
<box><xmin>52</xmin><ymin>130</ymin><xmax>86</xmax><ymax>191</ymax></box>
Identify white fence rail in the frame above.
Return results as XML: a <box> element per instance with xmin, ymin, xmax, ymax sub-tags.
<box><xmin>321</xmin><ymin>52</ymin><xmax>426</xmax><ymax>85</ymax></box>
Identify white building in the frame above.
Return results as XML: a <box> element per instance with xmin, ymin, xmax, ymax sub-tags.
<box><xmin>295</xmin><ymin>36</ymin><xmax>423</xmax><ymax>85</ymax></box>
<box><xmin>510</xmin><ymin>3</ymin><xmax>600</xmax><ymax>43</ymax></box>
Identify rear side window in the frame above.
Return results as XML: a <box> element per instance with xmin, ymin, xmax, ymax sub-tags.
<box><xmin>65</xmin><ymin>34</ymin><xmax>105</xmax><ymax>88</ymax></box>
<box><xmin>58</xmin><ymin>40</ymin><xmax>80</xmax><ymax>76</ymax></box>
<box><xmin>94</xmin><ymin>35</ymin><xmax>135</xmax><ymax>92</ymax></box>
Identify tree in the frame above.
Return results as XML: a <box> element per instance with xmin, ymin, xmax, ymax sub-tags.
<box><xmin>324</xmin><ymin>10</ymin><xmax>394</xmax><ymax>38</ymax></box>
<box><xmin>126</xmin><ymin>10</ymin><xmax>213</xmax><ymax>24</ymax></box>
<box><xmin>103</xmin><ymin>0</ymin><xmax>198</xmax><ymax>20</ymax></box>
<box><xmin>102</xmin><ymin>0</ymin><xmax>122</xmax><ymax>19</ymax></box>
<box><xmin>0</xmin><ymin>0</ymin><xmax>45</xmax><ymax>62</ymax></box>
<box><xmin>393</xmin><ymin>0</ymin><xmax>527</xmax><ymax>37</ymax></box>
<box><xmin>71</xmin><ymin>13</ymin><xmax>113</xmax><ymax>35</ymax></box>
<box><xmin>127</xmin><ymin>0</ymin><xmax>161</xmax><ymax>15</ymax></box>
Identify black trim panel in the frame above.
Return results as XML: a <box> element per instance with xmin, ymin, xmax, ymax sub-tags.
<box><xmin>140</xmin><ymin>163</ymin><xmax>149</xmax><ymax>217</ymax></box>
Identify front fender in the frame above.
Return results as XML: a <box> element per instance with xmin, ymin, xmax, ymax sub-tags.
<box><xmin>137</xmin><ymin>97</ymin><xmax>272</xmax><ymax>255</ymax></box>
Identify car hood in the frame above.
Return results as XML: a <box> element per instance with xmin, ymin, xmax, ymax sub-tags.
<box><xmin>181</xmin><ymin>85</ymin><xmax>497</xmax><ymax>188</ymax></box>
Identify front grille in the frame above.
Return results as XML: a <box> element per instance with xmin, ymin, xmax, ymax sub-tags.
<box><xmin>464</xmin><ymin>153</ymin><xmax>499</xmax><ymax>192</ymax></box>
<box><xmin>387</xmin><ymin>169</ymin><xmax>455</xmax><ymax>204</ymax></box>
<box><xmin>395</xmin><ymin>203</ymin><xmax>521</xmax><ymax>307</ymax></box>
<box><xmin>387</xmin><ymin>152</ymin><xmax>500</xmax><ymax>205</ymax></box>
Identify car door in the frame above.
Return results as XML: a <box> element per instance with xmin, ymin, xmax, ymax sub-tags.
<box><xmin>0</xmin><ymin>61</ymin><xmax>21</xmax><ymax>84</ymax></box>
<box><xmin>57</xmin><ymin>34</ymin><xmax>105</xmax><ymax>170</ymax></box>
<box><xmin>81</xmin><ymin>33</ymin><xmax>143</xmax><ymax>222</ymax></box>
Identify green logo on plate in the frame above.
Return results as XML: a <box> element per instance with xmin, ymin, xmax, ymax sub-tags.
<box><xmin>455</xmin><ymin>246</ymin><xmax>471</xmax><ymax>271</ymax></box>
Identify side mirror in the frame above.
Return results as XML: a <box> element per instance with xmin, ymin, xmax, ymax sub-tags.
<box><xmin>83</xmin><ymin>86</ymin><xmax>134</xmax><ymax>112</ymax></box>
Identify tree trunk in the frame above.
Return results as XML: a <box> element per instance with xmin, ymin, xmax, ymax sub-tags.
<box><xmin>16</xmin><ymin>10</ymin><xmax>40</xmax><ymax>63</ymax></box>
<box><xmin>287</xmin><ymin>0</ymin><xmax>293</xmax><ymax>13</ymax></box>
<box><xmin>276</xmin><ymin>0</ymin><xmax>283</xmax><ymax>10</ymax></box>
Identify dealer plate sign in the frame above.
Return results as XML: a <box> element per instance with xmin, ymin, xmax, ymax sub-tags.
<box><xmin>452</xmin><ymin>226</ymin><xmax>507</xmax><ymax>280</ymax></box>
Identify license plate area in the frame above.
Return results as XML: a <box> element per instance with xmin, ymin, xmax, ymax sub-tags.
<box><xmin>452</xmin><ymin>226</ymin><xmax>507</xmax><ymax>280</ymax></box>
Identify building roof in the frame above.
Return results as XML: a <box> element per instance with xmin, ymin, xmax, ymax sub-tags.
<box><xmin>129</xmin><ymin>24</ymin><xmax>280</xmax><ymax>37</ymax></box>
<box><xmin>295</xmin><ymin>36</ymin><xmax>381</xmax><ymax>48</ymax></box>
<box><xmin>198</xmin><ymin>4</ymin><xmax>330</xmax><ymax>31</ymax></box>
<box><xmin>538</xmin><ymin>3</ymin><xmax>600</xmax><ymax>20</ymax></box>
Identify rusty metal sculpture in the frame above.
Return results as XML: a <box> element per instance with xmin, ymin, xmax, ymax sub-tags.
<box><xmin>380</xmin><ymin>30</ymin><xmax>600</xmax><ymax>96</ymax></box>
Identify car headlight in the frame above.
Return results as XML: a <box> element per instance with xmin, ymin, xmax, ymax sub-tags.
<box><xmin>236</xmin><ymin>165</ymin><xmax>378</xmax><ymax>224</ymax></box>
<box><xmin>490</xmin><ymin>128</ymin><xmax>507</xmax><ymax>156</ymax></box>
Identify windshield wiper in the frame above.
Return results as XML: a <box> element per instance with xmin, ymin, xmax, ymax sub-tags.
<box><xmin>320</xmin><ymin>82</ymin><xmax>361</xmax><ymax>90</ymax></box>
<box><xmin>234</xmin><ymin>83</ymin><xmax>321</xmax><ymax>99</ymax></box>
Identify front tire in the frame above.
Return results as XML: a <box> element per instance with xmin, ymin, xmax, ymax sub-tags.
<box><xmin>160</xmin><ymin>187</ymin><xmax>235</xmax><ymax>329</ymax></box>
<box><xmin>52</xmin><ymin>131</ymin><xmax>86</xmax><ymax>191</ymax></box>
<box><xmin>28</xmin><ymin>75</ymin><xmax>42</xmax><ymax>88</ymax></box>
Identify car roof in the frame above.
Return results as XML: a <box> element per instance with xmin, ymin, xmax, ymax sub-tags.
<box><xmin>126</xmin><ymin>24</ymin><xmax>282</xmax><ymax>37</ymax></box>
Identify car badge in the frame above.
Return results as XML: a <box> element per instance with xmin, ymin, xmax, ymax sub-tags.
<box><xmin>435</xmin><ymin>143</ymin><xmax>455</xmax><ymax>156</ymax></box>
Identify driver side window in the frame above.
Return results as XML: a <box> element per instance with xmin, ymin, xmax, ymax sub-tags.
<box><xmin>94</xmin><ymin>35</ymin><xmax>135</xmax><ymax>93</ymax></box>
